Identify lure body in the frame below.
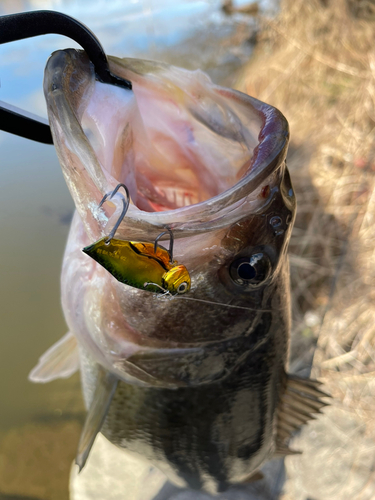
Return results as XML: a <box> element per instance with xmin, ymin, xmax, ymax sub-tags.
<box><xmin>82</xmin><ymin>237</ymin><xmax>191</xmax><ymax>294</ymax></box>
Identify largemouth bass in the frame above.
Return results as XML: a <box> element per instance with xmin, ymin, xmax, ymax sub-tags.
<box><xmin>30</xmin><ymin>49</ymin><xmax>328</xmax><ymax>494</ymax></box>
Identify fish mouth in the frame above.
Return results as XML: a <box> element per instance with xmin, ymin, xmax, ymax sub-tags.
<box><xmin>44</xmin><ymin>49</ymin><xmax>289</xmax><ymax>242</ymax></box>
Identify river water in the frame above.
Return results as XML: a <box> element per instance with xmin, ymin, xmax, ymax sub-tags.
<box><xmin>0</xmin><ymin>1</ymin><xmax>267</xmax><ymax>498</ymax></box>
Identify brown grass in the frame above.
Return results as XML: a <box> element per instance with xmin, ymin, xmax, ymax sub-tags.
<box><xmin>237</xmin><ymin>1</ymin><xmax>375</xmax><ymax>497</ymax></box>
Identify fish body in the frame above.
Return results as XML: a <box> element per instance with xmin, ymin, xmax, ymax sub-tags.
<box><xmin>30</xmin><ymin>49</ymin><xmax>328</xmax><ymax>494</ymax></box>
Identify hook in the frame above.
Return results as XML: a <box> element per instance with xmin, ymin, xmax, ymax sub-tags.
<box><xmin>98</xmin><ymin>183</ymin><xmax>175</xmax><ymax>261</ymax></box>
<box><xmin>99</xmin><ymin>184</ymin><xmax>130</xmax><ymax>244</ymax></box>
<box><xmin>0</xmin><ymin>10</ymin><xmax>132</xmax><ymax>144</ymax></box>
<box><xmin>154</xmin><ymin>228</ymin><xmax>174</xmax><ymax>263</ymax></box>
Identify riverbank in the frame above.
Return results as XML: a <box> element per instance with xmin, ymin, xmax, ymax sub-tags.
<box><xmin>237</xmin><ymin>1</ymin><xmax>375</xmax><ymax>498</ymax></box>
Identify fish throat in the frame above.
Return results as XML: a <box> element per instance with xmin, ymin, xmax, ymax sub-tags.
<box><xmin>81</xmin><ymin>56</ymin><xmax>262</xmax><ymax>214</ymax></box>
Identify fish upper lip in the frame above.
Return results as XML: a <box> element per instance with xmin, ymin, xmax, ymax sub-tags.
<box><xmin>44</xmin><ymin>49</ymin><xmax>289</xmax><ymax>239</ymax></box>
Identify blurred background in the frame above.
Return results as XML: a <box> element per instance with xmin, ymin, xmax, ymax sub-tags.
<box><xmin>0</xmin><ymin>0</ymin><xmax>374</xmax><ymax>499</ymax></box>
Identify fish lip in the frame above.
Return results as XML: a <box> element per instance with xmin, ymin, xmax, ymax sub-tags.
<box><xmin>44</xmin><ymin>49</ymin><xmax>289</xmax><ymax>237</ymax></box>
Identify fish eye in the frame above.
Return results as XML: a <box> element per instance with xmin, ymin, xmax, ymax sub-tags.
<box><xmin>229</xmin><ymin>252</ymin><xmax>271</xmax><ymax>287</ymax></box>
<box><xmin>177</xmin><ymin>282</ymin><xmax>188</xmax><ymax>294</ymax></box>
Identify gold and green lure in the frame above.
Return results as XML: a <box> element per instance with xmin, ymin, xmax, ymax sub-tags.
<box><xmin>82</xmin><ymin>184</ymin><xmax>191</xmax><ymax>295</ymax></box>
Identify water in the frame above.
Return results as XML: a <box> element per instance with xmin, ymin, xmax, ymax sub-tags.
<box><xmin>0</xmin><ymin>1</ymin><xmax>260</xmax><ymax>498</ymax></box>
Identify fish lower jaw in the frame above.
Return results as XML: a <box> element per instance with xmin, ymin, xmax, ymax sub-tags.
<box><xmin>102</xmin><ymin>326</ymin><xmax>267</xmax><ymax>389</ymax></box>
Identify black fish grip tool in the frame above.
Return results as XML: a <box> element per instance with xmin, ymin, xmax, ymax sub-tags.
<box><xmin>0</xmin><ymin>10</ymin><xmax>132</xmax><ymax>144</ymax></box>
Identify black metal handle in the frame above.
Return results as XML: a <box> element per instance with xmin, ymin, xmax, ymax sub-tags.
<box><xmin>0</xmin><ymin>100</ymin><xmax>53</xmax><ymax>144</ymax></box>
<box><xmin>0</xmin><ymin>10</ymin><xmax>132</xmax><ymax>144</ymax></box>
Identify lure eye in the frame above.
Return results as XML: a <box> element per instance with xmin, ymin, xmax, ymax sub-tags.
<box><xmin>177</xmin><ymin>282</ymin><xmax>188</xmax><ymax>294</ymax></box>
<box><xmin>229</xmin><ymin>253</ymin><xmax>271</xmax><ymax>287</ymax></box>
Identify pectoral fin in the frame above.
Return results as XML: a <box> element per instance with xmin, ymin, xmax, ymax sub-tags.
<box><xmin>275</xmin><ymin>374</ymin><xmax>330</xmax><ymax>454</ymax></box>
<box><xmin>28</xmin><ymin>331</ymin><xmax>79</xmax><ymax>383</ymax></box>
<box><xmin>242</xmin><ymin>470</ymin><xmax>264</xmax><ymax>483</ymax></box>
<box><xmin>76</xmin><ymin>368</ymin><xmax>118</xmax><ymax>472</ymax></box>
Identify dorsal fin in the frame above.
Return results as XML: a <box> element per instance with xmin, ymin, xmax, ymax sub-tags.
<box><xmin>276</xmin><ymin>373</ymin><xmax>330</xmax><ymax>446</ymax></box>
<box><xmin>76</xmin><ymin>368</ymin><xmax>118</xmax><ymax>472</ymax></box>
<box><xmin>28</xmin><ymin>331</ymin><xmax>79</xmax><ymax>383</ymax></box>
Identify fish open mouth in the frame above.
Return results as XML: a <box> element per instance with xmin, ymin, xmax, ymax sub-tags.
<box><xmin>83</xmin><ymin>56</ymin><xmax>260</xmax><ymax>213</ymax></box>
<box><xmin>44</xmin><ymin>49</ymin><xmax>289</xmax><ymax>242</ymax></box>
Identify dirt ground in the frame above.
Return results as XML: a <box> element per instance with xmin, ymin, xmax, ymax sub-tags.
<box><xmin>236</xmin><ymin>0</ymin><xmax>375</xmax><ymax>497</ymax></box>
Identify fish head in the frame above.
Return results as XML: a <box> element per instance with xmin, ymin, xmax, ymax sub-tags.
<box><xmin>44</xmin><ymin>49</ymin><xmax>295</xmax><ymax>387</ymax></box>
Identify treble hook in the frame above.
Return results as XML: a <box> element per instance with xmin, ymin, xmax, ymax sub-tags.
<box><xmin>154</xmin><ymin>228</ymin><xmax>174</xmax><ymax>264</ymax></box>
<box><xmin>99</xmin><ymin>184</ymin><xmax>130</xmax><ymax>244</ymax></box>
<box><xmin>0</xmin><ymin>10</ymin><xmax>132</xmax><ymax>144</ymax></box>
<box><xmin>98</xmin><ymin>184</ymin><xmax>175</xmax><ymax>261</ymax></box>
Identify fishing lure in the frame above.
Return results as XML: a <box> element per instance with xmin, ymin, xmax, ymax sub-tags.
<box><xmin>83</xmin><ymin>184</ymin><xmax>191</xmax><ymax>295</ymax></box>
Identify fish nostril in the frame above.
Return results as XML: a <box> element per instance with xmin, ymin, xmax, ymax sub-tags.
<box><xmin>269</xmin><ymin>216</ymin><xmax>282</xmax><ymax>228</ymax></box>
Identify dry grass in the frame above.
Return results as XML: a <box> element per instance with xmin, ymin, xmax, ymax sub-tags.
<box><xmin>236</xmin><ymin>1</ymin><xmax>375</xmax><ymax>497</ymax></box>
